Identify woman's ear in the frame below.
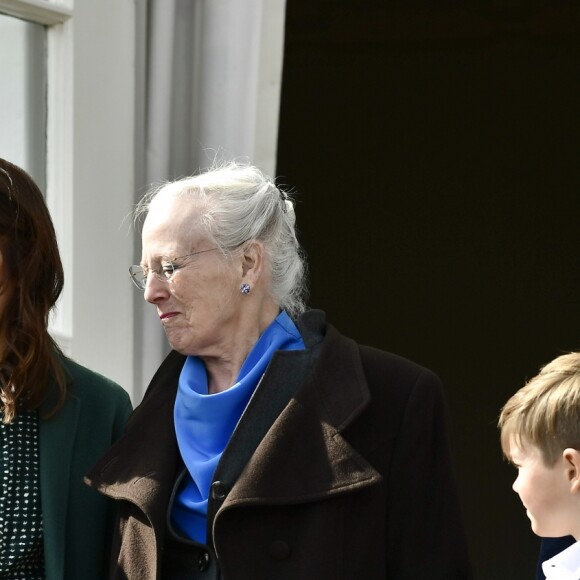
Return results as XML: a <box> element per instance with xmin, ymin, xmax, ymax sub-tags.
<box><xmin>240</xmin><ymin>240</ymin><xmax>265</xmax><ymax>283</ymax></box>
<box><xmin>563</xmin><ymin>448</ymin><xmax>580</xmax><ymax>492</ymax></box>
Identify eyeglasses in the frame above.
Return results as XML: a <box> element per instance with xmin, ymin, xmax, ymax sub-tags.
<box><xmin>129</xmin><ymin>248</ymin><xmax>218</xmax><ymax>290</ymax></box>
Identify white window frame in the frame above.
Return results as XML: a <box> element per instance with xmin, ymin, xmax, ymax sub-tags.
<box><xmin>1</xmin><ymin>0</ymin><xmax>288</xmax><ymax>403</ymax></box>
<box><xmin>0</xmin><ymin>0</ymin><xmax>71</xmax><ymax>25</ymax></box>
<box><xmin>0</xmin><ymin>0</ymin><xmax>138</xmax><ymax>400</ymax></box>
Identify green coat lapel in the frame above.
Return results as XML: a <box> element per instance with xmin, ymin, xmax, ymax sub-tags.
<box><xmin>39</xmin><ymin>388</ymin><xmax>80</xmax><ymax>579</ymax></box>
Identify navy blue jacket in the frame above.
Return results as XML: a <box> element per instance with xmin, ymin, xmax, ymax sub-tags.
<box><xmin>537</xmin><ymin>537</ymin><xmax>576</xmax><ymax>579</ymax></box>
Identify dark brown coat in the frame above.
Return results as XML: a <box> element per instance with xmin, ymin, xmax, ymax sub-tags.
<box><xmin>86</xmin><ymin>311</ymin><xmax>471</xmax><ymax>579</ymax></box>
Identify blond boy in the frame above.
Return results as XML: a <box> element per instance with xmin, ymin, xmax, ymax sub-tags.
<box><xmin>499</xmin><ymin>352</ymin><xmax>580</xmax><ymax>580</ymax></box>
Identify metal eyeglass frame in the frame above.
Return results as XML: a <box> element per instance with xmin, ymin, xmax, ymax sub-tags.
<box><xmin>128</xmin><ymin>247</ymin><xmax>218</xmax><ymax>290</ymax></box>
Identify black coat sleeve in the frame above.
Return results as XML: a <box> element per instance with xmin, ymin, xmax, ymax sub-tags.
<box><xmin>385</xmin><ymin>366</ymin><xmax>472</xmax><ymax>579</ymax></box>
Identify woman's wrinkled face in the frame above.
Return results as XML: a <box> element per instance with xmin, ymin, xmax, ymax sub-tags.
<box><xmin>140</xmin><ymin>194</ymin><xmax>244</xmax><ymax>358</ymax></box>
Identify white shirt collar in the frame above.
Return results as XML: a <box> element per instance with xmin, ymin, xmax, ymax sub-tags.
<box><xmin>543</xmin><ymin>540</ymin><xmax>580</xmax><ymax>580</ymax></box>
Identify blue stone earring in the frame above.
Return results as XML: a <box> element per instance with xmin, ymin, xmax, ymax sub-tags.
<box><xmin>240</xmin><ymin>283</ymin><xmax>251</xmax><ymax>295</ymax></box>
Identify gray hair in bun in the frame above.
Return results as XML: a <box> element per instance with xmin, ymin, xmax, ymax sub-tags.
<box><xmin>136</xmin><ymin>161</ymin><xmax>308</xmax><ymax>318</ymax></box>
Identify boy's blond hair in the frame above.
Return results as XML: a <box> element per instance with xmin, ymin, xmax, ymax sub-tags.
<box><xmin>499</xmin><ymin>352</ymin><xmax>580</xmax><ymax>466</ymax></box>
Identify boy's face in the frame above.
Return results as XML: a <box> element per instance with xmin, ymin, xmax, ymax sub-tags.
<box><xmin>510</xmin><ymin>439</ymin><xmax>577</xmax><ymax>538</ymax></box>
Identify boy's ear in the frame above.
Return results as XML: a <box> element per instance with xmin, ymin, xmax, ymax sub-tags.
<box><xmin>563</xmin><ymin>448</ymin><xmax>580</xmax><ymax>492</ymax></box>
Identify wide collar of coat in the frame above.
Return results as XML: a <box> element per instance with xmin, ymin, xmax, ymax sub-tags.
<box><xmin>216</xmin><ymin>309</ymin><xmax>382</xmax><ymax>510</ymax></box>
<box><xmin>38</xmin><ymin>367</ymin><xmax>80</xmax><ymax>580</ymax></box>
<box><xmin>85</xmin><ymin>347</ymin><xmax>185</xmax><ymax>544</ymax></box>
<box><xmin>86</xmin><ymin>310</ymin><xmax>381</xmax><ymax>536</ymax></box>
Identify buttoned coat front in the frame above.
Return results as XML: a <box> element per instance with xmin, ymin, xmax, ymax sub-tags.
<box><xmin>86</xmin><ymin>311</ymin><xmax>472</xmax><ymax>579</ymax></box>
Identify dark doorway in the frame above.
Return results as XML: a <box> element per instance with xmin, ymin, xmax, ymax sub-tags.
<box><xmin>277</xmin><ymin>2</ymin><xmax>580</xmax><ymax>578</ymax></box>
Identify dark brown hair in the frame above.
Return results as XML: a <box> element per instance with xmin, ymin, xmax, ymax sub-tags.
<box><xmin>0</xmin><ymin>158</ymin><xmax>67</xmax><ymax>423</ymax></box>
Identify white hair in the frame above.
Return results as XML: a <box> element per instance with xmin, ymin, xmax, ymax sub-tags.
<box><xmin>136</xmin><ymin>161</ymin><xmax>308</xmax><ymax>318</ymax></box>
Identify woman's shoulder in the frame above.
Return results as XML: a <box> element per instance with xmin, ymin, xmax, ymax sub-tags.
<box><xmin>355</xmin><ymin>344</ymin><xmax>445</xmax><ymax>413</ymax></box>
<box><xmin>319</xmin><ymin>316</ymin><xmax>439</xmax><ymax>382</ymax></box>
<box><xmin>58</xmin><ymin>354</ymin><xmax>131</xmax><ymax>405</ymax></box>
<box><xmin>358</xmin><ymin>344</ymin><xmax>439</xmax><ymax>380</ymax></box>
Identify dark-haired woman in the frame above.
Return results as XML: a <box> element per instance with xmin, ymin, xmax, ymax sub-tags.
<box><xmin>0</xmin><ymin>158</ymin><xmax>132</xmax><ymax>579</ymax></box>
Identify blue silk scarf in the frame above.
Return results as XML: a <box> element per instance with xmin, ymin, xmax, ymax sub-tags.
<box><xmin>171</xmin><ymin>310</ymin><xmax>305</xmax><ymax>542</ymax></box>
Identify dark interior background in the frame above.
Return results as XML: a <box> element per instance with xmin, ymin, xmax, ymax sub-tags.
<box><xmin>276</xmin><ymin>2</ymin><xmax>580</xmax><ymax>578</ymax></box>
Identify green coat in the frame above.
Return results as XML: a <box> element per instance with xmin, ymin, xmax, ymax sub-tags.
<box><xmin>39</xmin><ymin>355</ymin><xmax>132</xmax><ymax>580</ymax></box>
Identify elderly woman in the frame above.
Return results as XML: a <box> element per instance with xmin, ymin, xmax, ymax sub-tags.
<box><xmin>0</xmin><ymin>158</ymin><xmax>132</xmax><ymax>579</ymax></box>
<box><xmin>87</xmin><ymin>162</ymin><xmax>471</xmax><ymax>579</ymax></box>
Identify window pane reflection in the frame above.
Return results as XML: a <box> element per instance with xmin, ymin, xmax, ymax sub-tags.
<box><xmin>0</xmin><ymin>13</ymin><xmax>47</xmax><ymax>191</ymax></box>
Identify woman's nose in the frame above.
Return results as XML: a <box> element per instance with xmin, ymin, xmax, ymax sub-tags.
<box><xmin>143</xmin><ymin>274</ymin><xmax>169</xmax><ymax>304</ymax></box>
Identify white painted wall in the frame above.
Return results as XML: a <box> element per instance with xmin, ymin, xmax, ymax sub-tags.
<box><xmin>191</xmin><ymin>0</ymin><xmax>287</xmax><ymax>177</ymax></box>
<box><xmin>0</xmin><ymin>0</ymin><xmax>138</xmax><ymax>400</ymax></box>
<box><xmin>66</xmin><ymin>0</ymin><xmax>137</xmax><ymax>398</ymax></box>
<box><xmin>1</xmin><ymin>0</ymin><xmax>286</xmax><ymax>403</ymax></box>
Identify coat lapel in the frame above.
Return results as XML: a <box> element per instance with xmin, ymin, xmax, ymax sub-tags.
<box><xmin>85</xmin><ymin>350</ymin><xmax>184</xmax><ymax>551</ymax></box>
<box><xmin>221</xmin><ymin>323</ymin><xmax>382</xmax><ymax>508</ymax></box>
<box><xmin>39</xmin><ymin>388</ymin><xmax>80</xmax><ymax>579</ymax></box>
